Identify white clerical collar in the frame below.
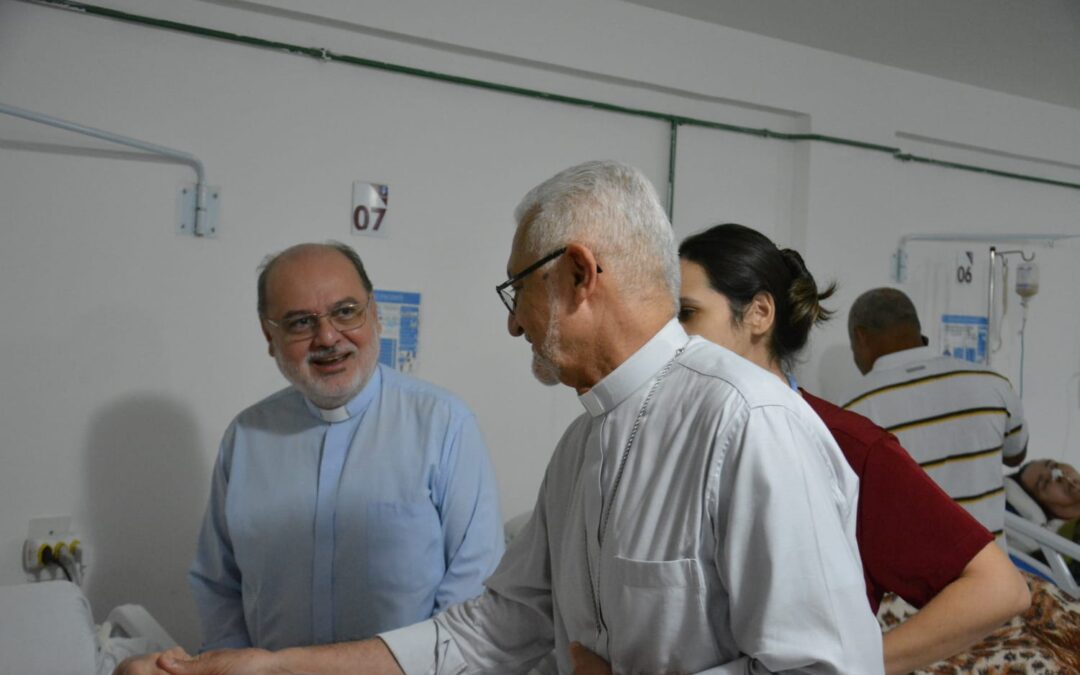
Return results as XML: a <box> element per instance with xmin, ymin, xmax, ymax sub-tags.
<box><xmin>579</xmin><ymin>319</ymin><xmax>689</xmax><ymax>417</ymax></box>
<box><xmin>304</xmin><ymin>365</ymin><xmax>383</xmax><ymax>423</ymax></box>
<box><xmin>316</xmin><ymin>405</ymin><xmax>351</xmax><ymax>423</ymax></box>
<box><xmin>870</xmin><ymin>345</ymin><xmax>936</xmax><ymax>374</ymax></box>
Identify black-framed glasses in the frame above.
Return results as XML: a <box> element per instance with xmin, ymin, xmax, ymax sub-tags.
<box><xmin>496</xmin><ymin>247</ymin><xmax>567</xmax><ymax>315</ymax></box>
<box><xmin>264</xmin><ymin>297</ymin><xmax>371</xmax><ymax>343</ymax></box>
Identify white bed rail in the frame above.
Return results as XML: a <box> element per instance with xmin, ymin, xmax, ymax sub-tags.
<box><xmin>1005</xmin><ymin>511</ymin><xmax>1080</xmax><ymax>598</ymax></box>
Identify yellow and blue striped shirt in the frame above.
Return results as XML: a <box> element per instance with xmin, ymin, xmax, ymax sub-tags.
<box><xmin>845</xmin><ymin>346</ymin><xmax>1027</xmax><ymax>543</ymax></box>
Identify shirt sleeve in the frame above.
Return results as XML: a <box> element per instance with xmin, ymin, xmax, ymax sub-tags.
<box><xmin>855</xmin><ymin>431</ymin><xmax>992</xmax><ymax>608</ymax></box>
<box><xmin>1001</xmin><ymin>380</ymin><xmax>1028</xmax><ymax>460</ymax></box>
<box><xmin>431</xmin><ymin>413</ymin><xmax>505</xmax><ymax>612</ymax></box>
<box><xmin>381</xmin><ymin>479</ymin><xmax>556</xmax><ymax>675</ymax></box>
<box><xmin>187</xmin><ymin>425</ymin><xmax>252</xmax><ymax>652</ymax></box>
<box><xmin>712</xmin><ymin>406</ymin><xmax>884</xmax><ymax>674</ymax></box>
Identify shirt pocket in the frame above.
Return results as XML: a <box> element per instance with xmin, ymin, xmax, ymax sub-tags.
<box><xmin>605</xmin><ymin>556</ymin><xmax>716</xmax><ymax>675</ymax></box>
<box><xmin>364</xmin><ymin>500</ymin><xmax>443</xmax><ymax>595</ymax></box>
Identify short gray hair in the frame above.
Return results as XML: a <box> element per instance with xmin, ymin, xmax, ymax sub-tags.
<box><xmin>848</xmin><ymin>287</ymin><xmax>921</xmax><ymax>335</ymax></box>
<box><xmin>513</xmin><ymin>160</ymin><xmax>679</xmax><ymax>310</ymax></box>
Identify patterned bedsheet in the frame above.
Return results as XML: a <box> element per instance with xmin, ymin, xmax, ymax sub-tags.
<box><xmin>878</xmin><ymin>572</ymin><xmax>1080</xmax><ymax>674</ymax></box>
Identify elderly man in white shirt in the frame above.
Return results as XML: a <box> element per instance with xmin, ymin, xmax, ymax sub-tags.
<box><xmin>118</xmin><ymin>160</ymin><xmax>883</xmax><ymax>675</ymax></box>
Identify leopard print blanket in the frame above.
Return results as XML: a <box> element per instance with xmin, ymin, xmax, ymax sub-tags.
<box><xmin>877</xmin><ymin>573</ymin><xmax>1080</xmax><ymax>674</ymax></box>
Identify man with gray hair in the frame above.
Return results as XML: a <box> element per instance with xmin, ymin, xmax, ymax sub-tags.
<box><xmin>845</xmin><ymin>286</ymin><xmax>1027</xmax><ymax>543</ymax></box>
<box><xmin>119</xmin><ymin>162</ymin><xmax>882</xmax><ymax>674</ymax></box>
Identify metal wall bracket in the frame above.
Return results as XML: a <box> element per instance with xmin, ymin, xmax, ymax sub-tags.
<box><xmin>178</xmin><ymin>184</ymin><xmax>221</xmax><ymax>237</ymax></box>
<box><xmin>0</xmin><ymin>101</ymin><xmax>220</xmax><ymax>241</ymax></box>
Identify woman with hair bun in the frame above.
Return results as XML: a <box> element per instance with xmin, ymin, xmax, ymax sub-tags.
<box><xmin>678</xmin><ymin>223</ymin><xmax>1029</xmax><ymax>675</ymax></box>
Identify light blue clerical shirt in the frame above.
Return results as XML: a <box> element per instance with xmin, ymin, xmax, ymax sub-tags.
<box><xmin>189</xmin><ymin>365</ymin><xmax>505</xmax><ymax>651</ymax></box>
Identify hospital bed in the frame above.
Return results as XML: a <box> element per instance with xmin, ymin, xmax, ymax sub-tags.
<box><xmin>1003</xmin><ymin>472</ymin><xmax>1080</xmax><ymax>598</ymax></box>
<box><xmin>0</xmin><ymin>580</ymin><xmax>177</xmax><ymax>675</ymax></box>
<box><xmin>879</xmin><ymin>569</ymin><xmax>1080</xmax><ymax>674</ymax></box>
<box><xmin>1006</xmin><ymin>511</ymin><xmax>1080</xmax><ymax>598</ymax></box>
<box><xmin>876</xmin><ymin>514</ymin><xmax>1080</xmax><ymax>674</ymax></box>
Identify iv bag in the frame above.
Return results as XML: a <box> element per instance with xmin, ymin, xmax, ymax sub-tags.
<box><xmin>1015</xmin><ymin>261</ymin><xmax>1039</xmax><ymax>300</ymax></box>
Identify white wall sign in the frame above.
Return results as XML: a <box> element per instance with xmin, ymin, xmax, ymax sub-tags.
<box><xmin>351</xmin><ymin>181</ymin><xmax>389</xmax><ymax>237</ymax></box>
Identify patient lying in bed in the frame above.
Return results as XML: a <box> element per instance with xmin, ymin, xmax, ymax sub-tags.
<box><xmin>1005</xmin><ymin>459</ymin><xmax>1080</xmax><ymax>571</ymax></box>
<box><xmin>873</xmin><ymin>460</ymin><xmax>1080</xmax><ymax>673</ymax></box>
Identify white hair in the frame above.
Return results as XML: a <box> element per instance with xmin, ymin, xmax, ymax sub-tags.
<box><xmin>513</xmin><ymin>160</ymin><xmax>679</xmax><ymax>310</ymax></box>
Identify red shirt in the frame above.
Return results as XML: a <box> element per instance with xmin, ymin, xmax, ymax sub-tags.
<box><xmin>802</xmin><ymin>390</ymin><xmax>993</xmax><ymax>612</ymax></box>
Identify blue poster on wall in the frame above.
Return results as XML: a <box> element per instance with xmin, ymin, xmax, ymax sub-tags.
<box><xmin>375</xmin><ymin>290</ymin><xmax>420</xmax><ymax>373</ymax></box>
<box><xmin>940</xmin><ymin>314</ymin><xmax>987</xmax><ymax>364</ymax></box>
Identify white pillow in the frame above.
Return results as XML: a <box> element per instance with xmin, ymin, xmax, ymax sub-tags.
<box><xmin>1005</xmin><ymin>475</ymin><xmax>1047</xmax><ymax>526</ymax></box>
<box><xmin>0</xmin><ymin>581</ymin><xmax>98</xmax><ymax>675</ymax></box>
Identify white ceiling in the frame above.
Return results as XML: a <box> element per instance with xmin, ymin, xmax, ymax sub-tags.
<box><xmin>624</xmin><ymin>0</ymin><xmax>1080</xmax><ymax>111</ymax></box>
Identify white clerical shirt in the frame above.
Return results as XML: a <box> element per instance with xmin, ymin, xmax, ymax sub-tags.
<box><xmin>381</xmin><ymin>320</ymin><xmax>883</xmax><ymax>674</ymax></box>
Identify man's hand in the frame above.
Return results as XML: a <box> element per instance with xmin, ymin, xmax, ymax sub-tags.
<box><xmin>154</xmin><ymin>648</ymin><xmax>287</xmax><ymax>675</ymax></box>
<box><xmin>570</xmin><ymin>642</ymin><xmax>613</xmax><ymax>675</ymax></box>
<box><xmin>119</xmin><ymin>637</ymin><xmax>403</xmax><ymax>675</ymax></box>
<box><xmin>114</xmin><ymin>647</ymin><xmax>190</xmax><ymax>675</ymax></box>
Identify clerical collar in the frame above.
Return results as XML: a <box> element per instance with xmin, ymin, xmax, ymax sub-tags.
<box><xmin>579</xmin><ymin>319</ymin><xmax>690</xmax><ymax>417</ymax></box>
<box><xmin>303</xmin><ymin>365</ymin><xmax>383</xmax><ymax>423</ymax></box>
<box><xmin>316</xmin><ymin>405</ymin><xmax>351</xmax><ymax>423</ymax></box>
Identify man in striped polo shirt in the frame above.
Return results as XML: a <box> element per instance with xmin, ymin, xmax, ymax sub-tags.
<box><xmin>845</xmin><ymin>287</ymin><xmax>1027</xmax><ymax>544</ymax></box>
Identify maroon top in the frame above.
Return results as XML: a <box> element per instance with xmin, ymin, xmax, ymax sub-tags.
<box><xmin>802</xmin><ymin>389</ymin><xmax>994</xmax><ymax>612</ymax></box>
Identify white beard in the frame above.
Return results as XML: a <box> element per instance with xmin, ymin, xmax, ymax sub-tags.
<box><xmin>531</xmin><ymin>351</ymin><xmax>561</xmax><ymax>386</ymax></box>
<box><xmin>530</xmin><ymin>298</ymin><xmax>563</xmax><ymax>387</ymax></box>
<box><xmin>274</xmin><ymin>344</ymin><xmax>368</xmax><ymax>409</ymax></box>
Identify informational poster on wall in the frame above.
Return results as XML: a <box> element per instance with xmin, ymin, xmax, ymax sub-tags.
<box><xmin>903</xmin><ymin>243</ymin><xmax>990</xmax><ymax>365</ymax></box>
<box><xmin>375</xmin><ymin>290</ymin><xmax>419</xmax><ymax>374</ymax></box>
<box><xmin>940</xmin><ymin>314</ymin><xmax>987</xmax><ymax>364</ymax></box>
<box><xmin>352</xmin><ymin>181</ymin><xmax>389</xmax><ymax>237</ymax></box>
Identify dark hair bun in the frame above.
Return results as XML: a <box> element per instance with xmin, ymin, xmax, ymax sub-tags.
<box><xmin>780</xmin><ymin>248</ymin><xmax>835</xmax><ymax>331</ymax></box>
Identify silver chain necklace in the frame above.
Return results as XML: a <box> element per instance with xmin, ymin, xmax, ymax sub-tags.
<box><xmin>584</xmin><ymin>348</ymin><xmax>683</xmax><ymax>636</ymax></box>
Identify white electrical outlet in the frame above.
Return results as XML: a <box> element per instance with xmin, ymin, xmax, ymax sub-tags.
<box><xmin>23</xmin><ymin>535</ymin><xmax>84</xmax><ymax>571</ymax></box>
<box><xmin>23</xmin><ymin>538</ymin><xmax>51</xmax><ymax>571</ymax></box>
<box><xmin>24</xmin><ymin>516</ymin><xmax>85</xmax><ymax>576</ymax></box>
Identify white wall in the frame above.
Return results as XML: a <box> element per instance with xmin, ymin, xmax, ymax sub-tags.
<box><xmin>1</xmin><ymin>0</ymin><xmax>1078</xmax><ymax>649</ymax></box>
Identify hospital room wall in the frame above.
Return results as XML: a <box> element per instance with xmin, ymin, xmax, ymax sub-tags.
<box><xmin>797</xmin><ymin>142</ymin><xmax>1080</xmax><ymax>463</ymax></box>
<box><xmin>1</xmin><ymin>0</ymin><xmax>1079</xmax><ymax>649</ymax></box>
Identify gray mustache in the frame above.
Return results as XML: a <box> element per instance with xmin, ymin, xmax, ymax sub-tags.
<box><xmin>307</xmin><ymin>347</ymin><xmax>354</xmax><ymax>363</ymax></box>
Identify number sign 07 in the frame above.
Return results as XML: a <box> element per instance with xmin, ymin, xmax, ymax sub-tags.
<box><xmin>351</xmin><ymin>182</ymin><xmax>390</xmax><ymax>237</ymax></box>
<box><xmin>353</xmin><ymin>205</ymin><xmax>387</xmax><ymax>232</ymax></box>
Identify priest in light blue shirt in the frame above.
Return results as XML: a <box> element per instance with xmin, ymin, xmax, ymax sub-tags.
<box><xmin>188</xmin><ymin>242</ymin><xmax>504</xmax><ymax>651</ymax></box>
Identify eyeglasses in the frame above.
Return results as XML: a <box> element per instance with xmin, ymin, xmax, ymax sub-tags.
<box><xmin>264</xmin><ymin>298</ymin><xmax>371</xmax><ymax>342</ymax></box>
<box><xmin>496</xmin><ymin>247</ymin><xmax>567</xmax><ymax>315</ymax></box>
